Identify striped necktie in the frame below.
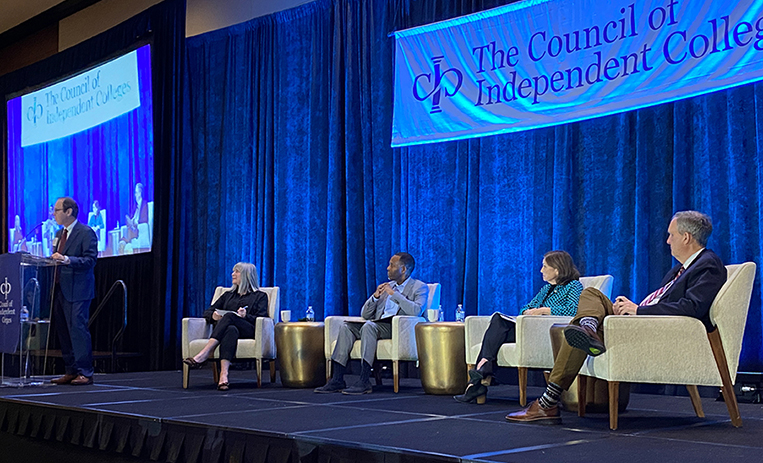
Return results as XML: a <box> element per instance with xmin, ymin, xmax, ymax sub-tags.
<box><xmin>640</xmin><ymin>266</ymin><xmax>685</xmax><ymax>306</ymax></box>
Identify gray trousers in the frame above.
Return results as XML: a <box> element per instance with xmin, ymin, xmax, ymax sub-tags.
<box><xmin>331</xmin><ymin>320</ymin><xmax>392</xmax><ymax>366</ymax></box>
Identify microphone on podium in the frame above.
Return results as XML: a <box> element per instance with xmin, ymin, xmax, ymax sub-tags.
<box><xmin>22</xmin><ymin>221</ymin><xmax>44</xmax><ymax>243</ymax></box>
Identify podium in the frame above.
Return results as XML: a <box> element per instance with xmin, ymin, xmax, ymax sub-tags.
<box><xmin>0</xmin><ymin>252</ymin><xmax>59</xmax><ymax>387</ymax></box>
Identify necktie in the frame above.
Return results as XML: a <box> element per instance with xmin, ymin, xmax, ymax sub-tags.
<box><xmin>640</xmin><ymin>266</ymin><xmax>685</xmax><ymax>306</ymax></box>
<box><xmin>58</xmin><ymin>228</ymin><xmax>68</xmax><ymax>253</ymax></box>
<box><xmin>54</xmin><ymin>229</ymin><xmax>69</xmax><ymax>285</ymax></box>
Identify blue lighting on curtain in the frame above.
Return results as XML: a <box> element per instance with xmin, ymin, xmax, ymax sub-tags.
<box><xmin>181</xmin><ymin>0</ymin><xmax>763</xmax><ymax>371</ymax></box>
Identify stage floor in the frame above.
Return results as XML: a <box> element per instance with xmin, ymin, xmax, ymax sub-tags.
<box><xmin>1</xmin><ymin>370</ymin><xmax>762</xmax><ymax>462</ymax></box>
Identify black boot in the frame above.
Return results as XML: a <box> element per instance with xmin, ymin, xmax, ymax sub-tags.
<box><xmin>469</xmin><ymin>360</ymin><xmax>493</xmax><ymax>382</ymax></box>
<box><xmin>455</xmin><ymin>365</ymin><xmax>489</xmax><ymax>404</ymax></box>
<box><xmin>343</xmin><ymin>361</ymin><xmax>373</xmax><ymax>395</ymax></box>
<box><xmin>468</xmin><ymin>360</ymin><xmax>495</xmax><ymax>387</ymax></box>
<box><xmin>477</xmin><ymin>360</ymin><xmax>493</xmax><ymax>378</ymax></box>
<box><xmin>454</xmin><ymin>378</ymin><xmax>488</xmax><ymax>404</ymax></box>
<box><xmin>314</xmin><ymin>361</ymin><xmax>347</xmax><ymax>393</ymax></box>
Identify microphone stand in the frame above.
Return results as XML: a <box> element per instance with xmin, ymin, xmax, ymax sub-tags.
<box><xmin>21</xmin><ymin>221</ymin><xmax>44</xmax><ymax>243</ymax></box>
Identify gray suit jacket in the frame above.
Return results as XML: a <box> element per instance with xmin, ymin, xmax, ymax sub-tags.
<box><xmin>361</xmin><ymin>278</ymin><xmax>429</xmax><ymax>320</ymax></box>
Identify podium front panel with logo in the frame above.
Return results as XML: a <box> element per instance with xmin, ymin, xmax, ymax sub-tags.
<box><xmin>0</xmin><ymin>253</ymin><xmax>58</xmax><ymax>386</ymax></box>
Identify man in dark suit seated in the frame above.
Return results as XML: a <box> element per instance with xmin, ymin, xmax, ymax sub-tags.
<box><xmin>50</xmin><ymin>197</ymin><xmax>98</xmax><ymax>386</ymax></box>
<box><xmin>315</xmin><ymin>252</ymin><xmax>429</xmax><ymax>395</ymax></box>
<box><xmin>507</xmin><ymin>211</ymin><xmax>727</xmax><ymax>422</ymax></box>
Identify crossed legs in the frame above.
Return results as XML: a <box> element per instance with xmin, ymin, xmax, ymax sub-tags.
<box><xmin>189</xmin><ymin>313</ymin><xmax>255</xmax><ymax>387</ymax></box>
<box><xmin>506</xmin><ymin>288</ymin><xmax>612</xmax><ymax>421</ymax></box>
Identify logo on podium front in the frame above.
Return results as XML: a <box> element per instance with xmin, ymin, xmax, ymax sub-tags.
<box><xmin>0</xmin><ymin>277</ymin><xmax>11</xmax><ymax>300</ymax></box>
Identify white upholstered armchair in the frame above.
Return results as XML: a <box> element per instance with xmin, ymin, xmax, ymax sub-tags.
<box><xmin>324</xmin><ymin>283</ymin><xmax>441</xmax><ymax>392</ymax></box>
<box><xmin>120</xmin><ymin>201</ymin><xmax>154</xmax><ymax>253</ymax></box>
<box><xmin>577</xmin><ymin>262</ymin><xmax>755</xmax><ymax>430</ymax></box>
<box><xmin>464</xmin><ymin>275</ymin><xmax>614</xmax><ymax>406</ymax></box>
<box><xmin>182</xmin><ymin>286</ymin><xmax>280</xmax><ymax>388</ymax></box>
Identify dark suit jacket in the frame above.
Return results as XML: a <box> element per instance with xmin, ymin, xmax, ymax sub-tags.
<box><xmin>54</xmin><ymin>221</ymin><xmax>98</xmax><ymax>302</ymax></box>
<box><xmin>638</xmin><ymin>248</ymin><xmax>726</xmax><ymax>331</ymax></box>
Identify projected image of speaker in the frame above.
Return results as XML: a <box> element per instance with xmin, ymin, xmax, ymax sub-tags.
<box><xmin>6</xmin><ymin>44</ymin><xmax>155</xmax><ymax>258</ymax></box>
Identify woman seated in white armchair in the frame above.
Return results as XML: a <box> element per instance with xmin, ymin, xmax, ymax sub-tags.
<box><xmin>455</xmin><ymin>250</ymin><xmax>582</xmax><ymax>404</ymax></box>
<box><xmin>183</xmin><ymin>262</ymin><xmax>268</xmax><ymax>391</ymax></box>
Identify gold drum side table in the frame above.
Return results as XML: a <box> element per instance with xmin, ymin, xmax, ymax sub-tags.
<box><xmin>415</xmin><ymin>322</ymin><xmax>468</xmax><ymax>395</ymax></box>
<box><xmin>275</xmin><ymin>322</ymin><xmax>326</xmax><ymax>388</ymax></box>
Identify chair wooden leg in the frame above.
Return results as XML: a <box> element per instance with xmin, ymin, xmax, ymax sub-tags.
<box><xmin>256</xmin><ymin>359</ymin><xmax>263</xmax><ymax>388</ymax></box>
<box><xmin>212</xmin><ymin>362</ymin><xmax>220</xmax><ymax>385</ymax></box>
<box><xmin>467</xmin><ymin>364</ymin><xmax>475</xmax><ymax>380</ymax></box>
<box><xmin>577</xmin><ymin>375</ymin><xmax>587</xmax><ymax>417</ymax></box>
<box><xmin>707</xmin><ymin>329</ymin><xmax>742</xmax><ymax>427</ymax></box>
<box><xmin>270</xmin><ymin>360</ymin><xmax>277</xmax><ymax>383</ymax></box>
<box><xmin>182</xmin><ymin>364</ymin><xmax>190</xmax><ymax>389</ymax></box>
<box><xmin>686</xmin><ymin>385</ymin><xmax>705</xmax><ymax>418</ymax></box>
<box><xmin>393</xmin><ymin>361</ymin><xmax>399</xmax><ymax>393</ymax></box>
<box><xmin>608</xmin><ymin>381</ymin><xmax>620</xmax><ymax>430</ymax></box>
<box><xmin>518</xmin><ymin>367</ymin><xmax>528</xmax><ymax>406</ymax></box>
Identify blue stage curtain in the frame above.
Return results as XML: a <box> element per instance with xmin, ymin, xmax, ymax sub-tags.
<box><xmin>183</xmin><ymin>0</ymin><xmax>763</xmax><ymax>370</ymax></box>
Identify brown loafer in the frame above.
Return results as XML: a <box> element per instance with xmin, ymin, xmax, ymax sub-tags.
<box><xmin>564</xmin><ymin>324</ymin><xmax>606</xmax><ymax>356</ymax></box>
<box><xmin>51</xmin><ymin>374</ymin><xmax>78</xmax><ymax>385</ymax></box>
<box><xmin>70</xmin><ymin>375</ymin><xmax>93</xmax><ymax>386</ymax></box>
<box><xmin>505</xmin><ymin>399</ymin><xmax>561</xmax><ymax>422</ymax></box>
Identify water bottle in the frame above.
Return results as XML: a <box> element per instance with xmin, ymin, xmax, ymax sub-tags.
<box><xmin>438</xmin><ymin>304</ymin><xmax>444</xmax><ymax>322</ymax></box>
<box><xmin>456</xmin><ymin>304</ymin><xmax>465</xmax><ymax>323</ymax></box>
<box><xmin>20</xmin><ymin>307</ymin><xmax>29</xmax><ymax>323</ymax></box>
<box><xmin>306</xmin><ymin>305</ymin><xmax>315</xmax><ymax>322</ymax></box>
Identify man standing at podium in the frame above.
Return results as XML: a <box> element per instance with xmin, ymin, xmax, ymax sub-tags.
<box><xmin>50</xmin><ymin>197</ymin><xmax>98</xmax><ymax>386</ymax></box>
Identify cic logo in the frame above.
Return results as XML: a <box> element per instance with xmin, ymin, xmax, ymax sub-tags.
<box><xmin>26</xmin><ymin>97</ymin><xmax>43</xmax><ymax>125</ymax></box>
<box><xmin>413</xmin><ymin>56</ymin><xmax>463</xmax><ymax>114</ymax></box>
<box><xmin>0</xmin><ymin>277</ymin><xmax>10</xmax><ymax>301</ymax></box>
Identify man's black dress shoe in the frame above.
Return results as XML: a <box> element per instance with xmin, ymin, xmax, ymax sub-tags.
<box><xmin>314</xmin><ymin>378</ymin><xmax>346</xmax><ymax>393</ymax></box>
<box><xmin>342</xmin><ymin>379</ymin><xmax>372</xmax><ymax>395</ymax></box>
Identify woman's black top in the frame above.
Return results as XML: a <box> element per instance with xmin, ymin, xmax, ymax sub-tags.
<box><xmin>202</xmin><ymin>290</ymin><xmax>269</xmax><ymax>325</ymax></box>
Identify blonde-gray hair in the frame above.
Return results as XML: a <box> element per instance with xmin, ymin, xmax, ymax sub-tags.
<box><xmin>233</xmin><ymin>262</ymin><xmax>260</xmax><ymax>295</ymax></box>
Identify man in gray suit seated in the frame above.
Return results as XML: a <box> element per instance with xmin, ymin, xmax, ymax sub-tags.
<box><xmin>315</xmin><ymin>252</ymin><xmax>429</xmax><ymax>395</ymax></box>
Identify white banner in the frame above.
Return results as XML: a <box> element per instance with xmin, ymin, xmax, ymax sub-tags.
<box><xmin>21</xmin><ymin>50</ymin><xmax>141</xmax><ymax>147</ymax></box>
<box><xmin>392</xmin><ymin>0</ymin><xmax>763</xmax><ymax>147</ymax></box>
